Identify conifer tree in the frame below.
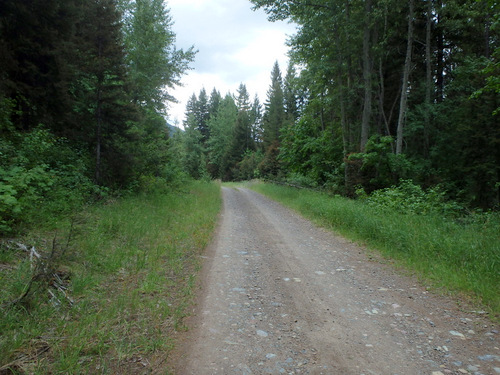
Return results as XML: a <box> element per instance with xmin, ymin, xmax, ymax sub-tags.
<box><xmin>230</xmin><ymin>84</ymin><xmax>254</xmax><ymax>162</ymax></box>
<box><xmin>208</xmin><ymin>88</ymin><xmax>222</xmax><ymax>119</ymax></box>
<box><xmin>250</xmin><ymin>95</ymin><xmax>263</xmax><ymax>148</ymax></box>
<box><xmin>207</xmin><ymin>94</ymin><xmax>238</xmax><ymax>179</ymax></box>
<box><xmin>73</xmin><ymin>0</ymin><xmax>135</xmax><ymax>185</ymax></box>
<box><xmin>262</xmin><ymin>61</ymin><xmax>285</xmax><ymax>150</ymax></box>
<box><xmin>182</xmin><ymin>113</ymin><xmax>204</xmax><ymax>179</ymax></box>
<box><xmin>283</xmin><ymin>62</ymin><xmax>299</xmax><ymax>125</ymax></box>
<box><xmin>0</xmin><ymin>0</ymin><xmax>80</xmax><ymax>132</ymax></box>
<box><xmin>195</xmin><ymin>88</ymin><xmax>210</xmax><ymax>143</ymax></box>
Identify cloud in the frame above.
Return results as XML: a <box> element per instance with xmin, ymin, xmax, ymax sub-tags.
<box><xmin>166</xmin><ymin>0</ymin><xmax>295</xmax><ymax>125</ymax></box>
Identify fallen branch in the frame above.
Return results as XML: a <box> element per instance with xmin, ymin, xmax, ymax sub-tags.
<box><xmin>0</xmin><ymin>339</ymin><xmax>50</xmax><ymax>374</ymax></box>
<box><xmin>2</xmin><ymin>235</ymin><xmax>75</xmax><ymax>309</ymax></box>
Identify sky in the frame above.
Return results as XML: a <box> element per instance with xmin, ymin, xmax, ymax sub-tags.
<box><xmin>165</xmin><ymin>0</ymin><xmax>296</xmax><ymax>127</ymax></box>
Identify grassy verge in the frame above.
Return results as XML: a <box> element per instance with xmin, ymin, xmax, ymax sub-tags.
<box><xmin>250</xmin><ymin>182</ymin><xmax>500</xmax><ymax>318</ymax></box>
<box><xmin>0</xmin><ymin>180</ymin><xmax>221</xmax><ymax>374</ymax></box>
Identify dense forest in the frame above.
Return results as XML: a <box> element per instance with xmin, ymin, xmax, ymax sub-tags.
<box><xmin>0</xmin><ymin>0</ymin><xmax>195</xmax><ymax>234</ymax></box>
<box><xmin>1</xmin><ymin>1</ymin><xmax>498</xmax><ymax>370</ymax></box>
<box><xmin>181</xmin><ymin>0</ymin><xmax>499</xmax><ymax>210</ymax></box>
<box><xmin>0</xmin><ymin>0</ymin><xmax>499</xmax><ymax>235</ymax></box>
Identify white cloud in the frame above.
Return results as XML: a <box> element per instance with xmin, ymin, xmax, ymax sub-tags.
<box><xmin>165</xmin><ymin>0</ymin><xmax>295</xmax><ymax>125</ymax></box>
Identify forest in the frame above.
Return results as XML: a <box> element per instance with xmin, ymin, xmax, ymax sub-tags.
<box><xmin>182</xmin><ymin>0</ymin><xmax>499</xmax><ymax>211</ymax></box>
<box><xmin>0</xmin><ymin>0</ymin><xmax>195</xmax><ymax>234</ymax></box>
<box><xmin>0</xmin><ymin>1</ymin><xmax>498</xmax><ymax>371</ymax></box>
<box><xmin>0</xmin><ymin>0</ymin><xmax>499</xmax><ymax>236</ymax></box>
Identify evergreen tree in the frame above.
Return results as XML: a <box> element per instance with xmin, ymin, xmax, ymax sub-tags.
<box><xmin>259</xmin><ymin>62</ymin><xmax>286</xmax><ymax>178</ymax></box>
<box><xmin>183</xmin><ymin>93</ymin><xmax>198</xmax><ymax>128</ymax></box>
<box><xmin>228</xmin><ymin>84</ymin><xmax>254</xmax><ymax>173</ymax></box>
<box><xmin>283</xmin><ymin>62</ymin><xmax>299</xmax><ymax>125</ymax></box>
<box><xmin>250</xmin><ymin>95</ymin><xmax>263</xmax><ymax>148</ymax></box>
<box><xmin>0</xmin><ymin>0</ymin><xmax>80</xmax><ymax>132</ymax></box>
<box><xmin>262</xmin><ymin>61</ymin><xmax>285</xmax><ymax>150</ymax></box>
<box><xmin>207</xmin><ymin>94</ymin><xmax>238</xmax><ymax>180</ymax></box>
<box><xmin>195</xmin><ymin>88</ymin><xmax>210</xmax><ymax>143</ymax></box>
<box><xmin>182</xmin><ymin>113</ymin><xmax>204</xmax><ymax>179</ymax></box>
<box><xmin>73</xmin><ymin>0</ymin><xmax>136</xmax><ymax>186</ymax></box>
<box><xmin>208</xmin><ymin>88</ymin><xmax>222</xmax><ymax>119</ymax></box>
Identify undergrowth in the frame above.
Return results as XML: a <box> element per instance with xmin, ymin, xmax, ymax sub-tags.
<box><xmin>251</xmin><ymin>182</ymin><xmax>500</xmax><ymax>318</ymax></box>
<box><xmin>0</xmin><ymin>180</ymin><xmax>221</xmax><ymax>374</ymax></box>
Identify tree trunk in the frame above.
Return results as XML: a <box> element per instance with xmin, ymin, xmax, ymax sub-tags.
<box><xmin>95</xmin><ymin>26</ymin><xmax>103</xmax><ymax>185</ymax></box>
<box><xmin>424</xmin><ymin>0</ymin><xmax>432</xmax><ymax>157</ymax></box>
<box><xmin>436</xmin><ymin>0</ymin><xmax>444</xmax><ymax>103</ymax></box>
<box><xmin>360</xmin><ymin>0</ymin><xmax>372</xmax><ymax>152</ymax></box>
<box><xmin>396</xmin><ymin>0</ymin><xmax>414</xmax><ymax>155</ymax></box>
<box><xmin>95</xmin><ymin>88</ymin><xmax>102</xmax><ymax>185</ymax></box>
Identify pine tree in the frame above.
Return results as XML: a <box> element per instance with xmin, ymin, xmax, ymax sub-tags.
<box><xmin>183</xmin><ymin>93</ymin><xmax>198</xmax><ymax>127</ymax></box>
<box><xmin>0</xmin><ymin>0</ymin><xmax>80</xmax><ymax>132</ymax></box>
<box><xmin>73</xmin><ymin>0</ymin><xmax>135</xmax><ymax>185</ymax></box>
<box><xmin>195</xmin><ymin>88</ymin><xmax>210</xmax><ymax>143</ymax></box>
<box><xmin>283</xmin><ymin>62</ymin><xmax>299</xmax><ymax>126</ymax></box>
<box><xmin>208</xmin><ymin>88</ymin><xmax>222</xmax><ymax>119</ymax></box>
<box><xmin>250</xmin><ymin>95</ymin><xmax>263</xmax><ymax>148</ymax></box>
<box><xmin>262</xmin><ymin>61</ymin><xmax>285</xmax><ymax>150</ymax></box>
<box><xmin>207</xmin><ymin>94</ymin><xmax>238</xmax><ymax>180</ymax></box>
<box><xmin>182</xmin><ymin>112</ymin><xmax>204</xmax><ymax>179</ymax></box>
<box><xmin>230</xmin><ymin>84</ymin><xmax>254</xmax><ymax>162</ymax></box>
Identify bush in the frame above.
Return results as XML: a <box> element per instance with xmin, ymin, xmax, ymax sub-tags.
<box><xmin>0</xmin><ymin>165</ymin><xmax>53</xmax><ymax>233</ymax></box>
<box><xmin>285</xmin><ymin>172</ymin><xmax>318</xmax><ymax>189</ymax></box>
<box><xmin>350</xmin><ymin>135</ymin><xmax>415</xmax><ymax>192</ymax></box>
<box><xmin>0</xmin><ymin>128</ymin><xmax>95</xmax><ymax>234</ymax></box>
<box><xmin>358</xmin><ymin>179</ymin><xmax>465</xmax><ymax>217</ymax></box>
<box><xmin>238</xmin><ymin>150</ymin><xmax>264</xmax><ymax>181</ymax></box>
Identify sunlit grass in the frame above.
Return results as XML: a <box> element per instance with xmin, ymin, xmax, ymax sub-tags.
<box><xmin>251</xmin><ymin>182</ymin><xmax>500</xmax><ymax>318</ymax></box>
<box><xmin>0</xmin><ymin>181</ymin><xmax>221</xmax><ymax>373</ymax></box>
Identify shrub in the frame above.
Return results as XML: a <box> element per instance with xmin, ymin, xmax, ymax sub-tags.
<box><xmin>285</xmin><ymin>172</ymin><xmax>318</xmax><ymax>189</ymax></box>
<box><xmin>238</xmin><ymin>150</ymin><xmax>264</xmax><ymax>181</ymax></box>
<box><xmin>0</xmin><ymin>128</ymin><xmax>95</xmax><ymax>234</ymax></box>
<box><xmin>359</xmin><ymin>179</ymin><xmax>465</xmax><ymax>217</ymax></box>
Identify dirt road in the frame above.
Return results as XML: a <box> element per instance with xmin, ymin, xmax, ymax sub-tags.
<box><xmin>172</xmin><ymin>187</ymin><xmax>499</xmax><ymax>374</ymax></box>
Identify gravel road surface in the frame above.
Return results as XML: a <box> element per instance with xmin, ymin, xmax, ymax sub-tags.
<box><xmin>172</xmin><ymin>187</ymin><xmax>499</xmax><ymax>375</ymax></box>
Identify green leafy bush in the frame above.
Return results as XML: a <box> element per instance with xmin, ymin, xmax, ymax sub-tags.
<box><xmin>358</xmin><ymin>179</ymin><xmax>465</xmax><ymax>217</ymax></box>
<box><xmin>0</xmin><ymin>165</ymin><xmax>53</xmax><ymax>233</ymax></box>
<box><xmin>238</xmin><ymin>150</ymin><xmax>264</xmax><ymax>181</ymax></box>
<box><xmin>0</xmin><ymin>128</ymin><xmax>95</xmax><ymax>234</ymax></box>
<box><xmin>285</xmin><ymin>172</ymin><xmax>318</xmax><ymax>189</ymax></box>
<box><xmin>350</xmin><ymin>135</ymin><xmax>415</xmax><ymax>192</ymax></box>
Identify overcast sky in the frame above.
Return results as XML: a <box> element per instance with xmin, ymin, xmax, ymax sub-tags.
<box><xmin>166</xmin><ymin>0</ymin><xmax>295</xmax><ymax>126</ymax></box>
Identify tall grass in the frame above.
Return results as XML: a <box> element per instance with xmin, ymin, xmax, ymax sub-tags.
<box><xmin>0</xmin><ymin>181</ymin><xmax>221</xmax><ymax>373</ymax></box>
<box><xmin>251</xmin><ymin>182</ymin><xmax>500</xmax><ymax>317</ymax></box>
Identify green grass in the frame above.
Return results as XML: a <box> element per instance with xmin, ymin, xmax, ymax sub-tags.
<box><xmin>0</xmin><ymin>180</ymin><xmax>221</xmax><ymax>374</ymax></box>
<box><xmin>251</xmin><ymin>182</ymin><xmax>500</xmax><ymax>318</ymax></box>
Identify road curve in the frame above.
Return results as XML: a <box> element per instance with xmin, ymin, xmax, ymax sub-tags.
<box><xmin>172</xmin><ymin>187</ymin><xmax>499</xmax><ymax>375</ymax></box>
